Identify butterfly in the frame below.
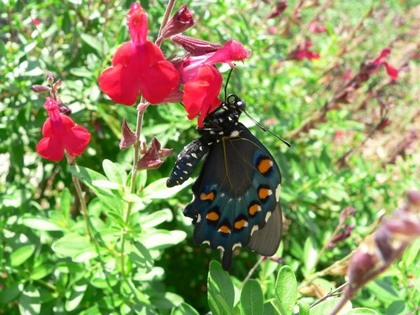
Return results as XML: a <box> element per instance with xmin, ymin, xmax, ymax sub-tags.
<box><xmin>167</xmin><ymin>94</ymin><xmax>283</xmax><ymax>270</ymax></box>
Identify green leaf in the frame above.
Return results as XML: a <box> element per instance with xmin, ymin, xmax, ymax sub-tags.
<box><xmin>274</xmin><ymin>266</ymin><xmax>297</xmax><ymax>315</ymax></box>
<box><xmin>208</xmin><ymin>261</ymin><xmax>235</xmax><ymax>315</ymax></box>
<box><xmin>141</xmin><ymin>230</ymin><xmax>186</xmax><ymax>250</ymax></box>
<box><xmin>142</xmin><ymin>177</ymin><xmax>192</xmax><ymax>200</ymax></box>
<box><xmin>310</xmin><ymin>297</ymin><xmax>351</xmax><ymax>315</ymax></box>
<box><xmin>10</xmin><ymin>244</ymin><xmax>35</xmax><ymax>267</ymax></box>
<box><xmin>386</xmin><ymin>301</ymin><xmax>407</xmax><ymax>315</ymax></box>
<box><xmin>171</xmin><ymin>302</ymin><xmax>200</xmax><ymax>315</ymax></box>
<box><xmin>102</xmin><ymin>159</ymin><xmax>127</xmax><ymax>186</ymax></box>
<box><xmin>297</xmin><ymin>301</ymin><xmax>310</xmax><ymax>315</ymax></box>
<box><xmin>19</xmin><ymin>285</ymin><xmax>41</xmax><ymax>315</ymax></box>
<box><xmin>141</xmin><ymin>209</ymin><xmax>173</xmax><ymax>229</ymax></box>
<box><xmin>302</xmin><ymin>238</ymin><xmax>318</xmax><ymax>275</ymax></box>
<box><xmin>263</xmin><ymin>301</ymin><xmax>280</xmax><ymax>315</ymax></box>
<box><xmin>80</xmin><ymin>33</ymin><xmax>108</xmax><ymax>56</ymax></box>
<box><xmin>343</xmin><ymin>308</ymin><xmax>378</xmax><ymax>315</ymax></box>
<box><xmin>65</xmin><ymin>281</ymin><xmax>88</xmax><ymax>312</ymax></box>
<box><xmin>29</xmin><ymin>264</ymin><xmax>54</xmax><ymax>281</ymax></box>
<box><xmin>366</xmin><ymin>279</ymin><xmax>400</xmax><ymax>304</ymax></box>
<box><xmin>241</xmin><ymin>279</ymin><xmax>264</xmax><ymax>315</ymax></box>
<box><xmin>21</xmin><ymin>217</ymin><xmax>63</xmax><ymax>231</ymax></box>
<box><xmin>51</xmin><ymin>234</ymin><xmax>94</xmax><ymax>259</ymax></box>
<box><xmin>0</xmin><ymin>283</ymin><xmax>22</xmax><ymax>303</ymax></box>
<box><xmin>60</xmin><ymin>188</ymin><xmax>71</xmax><ymax>215</ymax></box>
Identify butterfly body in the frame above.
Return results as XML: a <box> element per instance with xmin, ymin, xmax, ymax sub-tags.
<box><xmin>167</xmin><ymin>95</ymin><xmax>282</xmax><ymax>269</ymax></box>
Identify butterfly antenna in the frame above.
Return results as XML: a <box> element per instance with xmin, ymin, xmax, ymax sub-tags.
<box><xmin>243</xmin><ymin>110</ymin><xmax>291</xmax><ymax>147</ymax></box>
<box><xmin>224</xmin><ymin>68</ymin><xmax>234</xmax><ymax>103</ymax></box>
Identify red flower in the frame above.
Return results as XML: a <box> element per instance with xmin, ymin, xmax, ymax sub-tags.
<box><xmin>36</xmin><ymin>98</ymin><xmax>91</xmax><ymax>162</ymax></box>
<box><xmin>98</xmin><ymin>2</ymin><xmax>179</xmax><ymax>105</ymax></box>
<box><xmin>175</xmin><ymin>39</ymin><xmax>251</xmax><ymax>126</ymax></box>
<box><xmin>368</xmin><ymin>48</ymin><xmax>398</xmax><ymax>81</ymax></box>
<box><xmin>267</xmin><ymin>0</ymin><xmax>287</xmax><ymax>19</ymax></box>
<box><xmin>308</xmin><ymin>21</ymin><xmax>326</xmax><ymax>33</ymax></box>
<box><xmin>288</xmin><ymin>41</ymin><xmax>319</xmax><ymax>61</ymax></box>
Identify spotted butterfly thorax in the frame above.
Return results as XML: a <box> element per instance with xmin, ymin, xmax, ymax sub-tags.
<box><xmin>167</xmin><ymin>94</ymin><xmax>282</xmax><ymax>270</ymax></box>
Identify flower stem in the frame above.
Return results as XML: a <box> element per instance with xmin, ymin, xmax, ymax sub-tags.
<box><xmin>67</xmin><ymin>156</ymin><xmax>93</xmax><ymax>240</ymax></box>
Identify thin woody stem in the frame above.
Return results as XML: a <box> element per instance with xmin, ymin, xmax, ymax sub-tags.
<box><xmin>67</xmin><ymin>156</ymin><xmax>93</xmax><ymax>240</ymax></box>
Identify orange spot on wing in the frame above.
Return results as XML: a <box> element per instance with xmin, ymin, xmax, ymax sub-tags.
<box><xmin>234</xmin><ymin>219</ymin><xmax>248</xmax><ymax>230</ymax></box>
<box><xmin>258</xmin><ymin>187</ymin><xmax>272</xmax><ymax>200</ymax></box>
<box><xmin>248</xmin><ymin>203</ymin><xmax>261</xmax><ymax>216</ymax></box>
<box><xmin>206</xmin><ymin>211</ymin><xmax>219</xmax><ymax>221</ymax></box>
<box><xmin>200</xmin><ymin>191</ymin><xmax>215</xmax><ymax>201</ymax></box>
<box><xmin>218</xmin><ymin>225</ymin><xmax>231</xmax><ymax>234</ymax></box>
<box><xmin>258</xmin><ymin>158</ymin><xmax>273</xmax><ymax>174</ymax></box>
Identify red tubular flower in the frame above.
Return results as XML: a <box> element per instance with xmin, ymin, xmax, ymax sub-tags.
<box><xmin>288</xmin><ymin>40</ymin><xmax>319</xmax><ymax>61</ymax></box>
<box><xmin>175</xmin><ymin>39</ymin><xmax>251</xmax><ymax>126</ymax></box>
<box><xmin>368</xmin><ymin>48</ymin><xmax>399</xmax><ymax>81</ymax></box>
<box><xmin>36</xmin><ymin>98</ymin><xmax>91</xmax><ymax>162</ymax></box>
<box><xmin>98</xmin><ymin>3</ymin><xmax>179</xmax><ymax>105</ymax></box>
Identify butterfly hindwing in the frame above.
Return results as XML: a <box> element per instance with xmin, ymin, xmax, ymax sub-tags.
<box><xmin>184</xmin><ymin>123</ymin><xmax>282</xmax><ymax>269</ymax></box>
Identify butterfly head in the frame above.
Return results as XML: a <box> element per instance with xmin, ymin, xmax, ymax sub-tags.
<box><xmin>225</xmin><ymin>94</ymin><xmax>246</xmax><ymax>112</ymax></box>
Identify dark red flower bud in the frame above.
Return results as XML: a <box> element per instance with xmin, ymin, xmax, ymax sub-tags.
<box><xmin>136</xmin><ymin>138</ymin><xmax>172</xmax><ymax>170</ymax></box>
<box><xmin>31</xmin><ymin>85</ymin><xmax>50</xmax><ymax>93</ymax></box>
<box><xmin>347</xmin><ymin>248</ymin><xmax>378</xmax><ymax>286</ymax></box>
<box><xmin>119</xmin><ymin>119</ymin><xmax>137</xmax><ymax>150</ymax></box>
<box><xmin>159</xmin><ymin>4</ymin><xmax>194</xmax><ymax>40</ymax></box>
<box><xmin>172</xmin><ymin>35</ymin><xmax>222</xmax><ymax>56</ymax></box>
<box><xmin>267</xmin><ymin>0</ymin><xmax>287</xmax><ymax>19</ymax></box>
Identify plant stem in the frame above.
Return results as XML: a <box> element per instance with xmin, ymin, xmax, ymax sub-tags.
<box><xmin>68</xmin><ymin>156</ymin><xmax>93</xmax><ymax>240</ymax></box>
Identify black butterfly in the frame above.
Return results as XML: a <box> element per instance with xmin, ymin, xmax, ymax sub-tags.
<box><xmin>167</xmin><ymin>94</ymin><xmax>282</xmax><ymax>270</ymax></box>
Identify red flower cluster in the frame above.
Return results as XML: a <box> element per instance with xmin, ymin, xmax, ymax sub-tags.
<box><xmin>36</xmin><ymin>97</ymin><xmax>91</xmax><ymax>162</ymax></box>
<box><xmin>287</xmin><ymin>40</ymin><xmax>319</xmax><ymax>61</ymax></box>
<box><xmin>98</xmin><ymin>2</ymin><xmax>251</xmax><ymax>126</ymax></box>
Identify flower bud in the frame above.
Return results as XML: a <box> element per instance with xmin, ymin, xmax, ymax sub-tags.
<box><xmin>31</xmin><ymin>85</ymin><xmax>50</xmax><ymax>93</ymax></box>
<box><xmin>119</xmin><ymin>119</ymin><xmax>137</xmax><ymax>150</ymax></box>
<box><xmin>172</xmin><ymin>35</ymin><xmax>222</xmax><ymax>56</ymax></box>
<box><xmin>160</xmin><ymin>4</ymin><xmax>194</xmax><ymax>40</ymax></box>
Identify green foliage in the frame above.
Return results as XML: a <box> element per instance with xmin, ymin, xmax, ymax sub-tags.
<box><xmin>1</xmin><ymin>0</ymin><xmax>418</xmax><ymax>314</ymax></box>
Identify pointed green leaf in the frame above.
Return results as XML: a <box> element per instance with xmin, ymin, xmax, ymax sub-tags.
<box><xmin>275</xmin><ymin>266</ymin><xmax>297</xmax><ymax>315</ymax></box>
<box><xmin>171</xmin><ymin>302</ymin><xmax>200</xmax><ymax>315</ymax></box>
<box><xmin>263</xmin><ymin>301</ymin><xmax>280</xmax><ymax>315</ymax></box>
<box><xmin>102</xmin><ymin>159</ymin><xmax>127</xmax><ymax>186</ymax></box>
<box><xmin>10</xmin><ymin>244</ymin><xmax>35</xmax><ymax>267</ymax></box>
<box><xmin>141</xmin><ymin>230</ymin><xmax>186</xmax><ymax>250</ymax></box>
<box><xmin>310</xmin><ymin>297</ymin><xmax>351</xmax><ymax>315</ymax></box>
<box><xmin>21</xmin><ymin>217</ymin><xmax>63</xmax><ymax>231</ymax></box>
<box><xmin>241</xmin><ymin>279</ymin><xmax>264</xmax><ymax>315</ymax></box>
<box><xmin>208</xmin><ymin>261</ymin><xmax>235</xmax><ymax>314</ymax></box>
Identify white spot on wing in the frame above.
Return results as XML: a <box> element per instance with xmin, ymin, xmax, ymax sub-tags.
<box><xmin>265</xmin><ymin>211</ymin><xmax>272</xmax><ymax>222</ymax></box>
<box><xmin>251</xmin><ymin>225</ymin><xmax>259</xmax><ymax>236</ymax></box>
<box><xmin>197</xmin><ymin>214</ymin><xmax>201</xmax><ymax>223</ymax></box>
<box><xmin>233</xmin><ymin>242</ymin><xmax>242</xmax><ymax>250</ymax></box>
<box><xmin>275</xmin><ymin>184</ymin><xmax>281</xmax><ymax>201</ymax></box>
<box><xmin>230</xmin><ymin>130</ymin><xmax>240</xmax><ymax>137</ymax></box>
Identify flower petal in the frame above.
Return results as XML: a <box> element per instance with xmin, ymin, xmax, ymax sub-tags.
<box><xmin>64</xmin><ymin>125</ymin><xmax>91</xmax><ymax>157</ymax></box>
<box><xmin>206</xmin><ymin>40</ymin><xmax>251</xmax><ymax>65</ymax></box>
<box><xmin>183</xmin><ymin>65</ymin><xmax>222</xmax><ymax>127</ymax></box>
<box><xmin>99</xmin><ymin>42</ymin><xmax>143</xmax><ymax>105</ymax></box>
<box><xmin>36</xmin><ymin>136</ymin><xmax>65</xmax><ymax>162</ymax></box>
<box><xmin>137</xmin><ymin>43</ymin><xmax>179</xmax><ymax>103</ymax></box>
